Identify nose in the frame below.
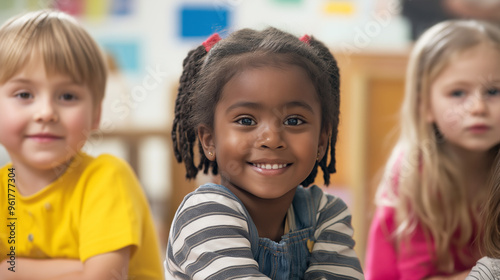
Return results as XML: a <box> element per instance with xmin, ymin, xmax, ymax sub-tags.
<box><xmin>468</xmin><ymin>91</ymin><xmax>488</xmax><ymax>116</ymax></box>
<box><xmin>34</xmin><ymin>99</ymin><xmax>58</xmax><ymax>123</ymax></box>
<box><xmin>255</xmin><ymin>123</ymin><xmax>286</xmax><ymax>150</ymax></box>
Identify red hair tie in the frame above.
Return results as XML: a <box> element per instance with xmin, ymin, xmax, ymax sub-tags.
<box><xmin>202</xmin><ymin>33</ymin><xmax>222</xmax><ymax>52</ymax></box>
<box><xmin>299</xmin><ymin>34</ymin><xmax>311</xmax><ymax>45</ymax></box>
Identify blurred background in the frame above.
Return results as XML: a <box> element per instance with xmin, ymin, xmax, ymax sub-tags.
<box><xmin>2</xmin><ymin>0</ymin><xmax>495</xmax><ymax>268</ymax></box>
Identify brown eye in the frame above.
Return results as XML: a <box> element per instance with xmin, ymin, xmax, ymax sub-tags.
<box><xmin>16</xmin><ymin>92</ymin><xmax>32</xmax><ymax>99</ymax></box>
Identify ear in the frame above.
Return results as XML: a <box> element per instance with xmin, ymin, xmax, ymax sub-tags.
<box><xmin>198</xmin><ymin>124</ymin><xmax>216</xmax><ymax>161</ymax></box>
<box><xmin>91</xmin><ymin>102</ymin><xmax>102</xmax><ymax>130</ymax></box>
<box><xmin>317</xmin><ymin>128</ymin><xmax>330</xmax><ymax>160</ymax></box>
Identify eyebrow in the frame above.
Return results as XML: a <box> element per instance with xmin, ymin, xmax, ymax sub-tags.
<box><xmin>8</xmin><ymin>78</ymin><xmax>33</xmax><ymax>85</ymax></box>
<box><xmin>226</xmin><ymin>100</ymin><xmax>315</xmax><ymax>113</ymax></box>
<box><xmin>8</xmin><ymin>78</ymin><xmax>78</xmax><ymax>86</ymax></box>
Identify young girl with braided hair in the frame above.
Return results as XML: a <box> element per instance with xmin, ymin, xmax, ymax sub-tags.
<box><xmin>365</xmin><ymin>20</ymin><xmax>500</xmax><ymax>280</ymax></box>
<box><xmin>166</xmin><ymin>27</ymin><xmax>364</xmax><ymax>280</ymax></box>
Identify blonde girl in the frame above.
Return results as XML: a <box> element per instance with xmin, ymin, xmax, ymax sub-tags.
<box><xmin>365</xmin><ymin>20</ymin><xmax>500</xmax><ymax>280</ymax></box>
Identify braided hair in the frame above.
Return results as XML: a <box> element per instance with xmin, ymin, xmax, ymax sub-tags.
<box><xmin>172</xmin><ymin>27</ymin><xmax>340</xmax><ymax>187</ymax></box>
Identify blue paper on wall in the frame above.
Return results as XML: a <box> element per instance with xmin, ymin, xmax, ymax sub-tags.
<box><xmin>179</xmin><ymin>5</ymin><xmax>231</xmax><ymax>38</ymax></box>
<box><xmin>111</xmin><ymin>0</ymin><xmax>133</xmax><ymax>16</ymax></box>
<box><xmin>100</xmin><ymin>40</ymin><xmax>140</xmax><ymax>73</ymax></box>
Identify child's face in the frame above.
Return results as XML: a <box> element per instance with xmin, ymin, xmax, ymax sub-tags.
<box><xmin>200</xmin><ymin>65</ymin><xmax>327</xmax><ymax>200</ymax></box>
<box><xmin>0</xmin><ymin>59</ymin><xmax>100</xmax><ymax>171</ymax></box>
<box><xmin>427</xmin><ymin>43</ymin><xmax>500</xmax><ymax>152</ymax></box>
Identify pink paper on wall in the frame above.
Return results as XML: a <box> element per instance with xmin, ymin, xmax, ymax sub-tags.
<box><xmin>54</xmin><ymin>0</ymin><xmax>84</xmax><ymax>16</ymax></box>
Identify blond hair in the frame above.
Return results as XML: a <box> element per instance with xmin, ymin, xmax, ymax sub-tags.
<box><xmin>0</xmin><ymin>10</ymin><xmax>107</xmax><ymax>107</ymax></box>
<box><xmin>376</xmin><ymin>20</ymin><xmax>500</xmax><ymax>272</ymax></box>
<box><xmin>483</xmin><ymin>151</ymin><xmax>500</xmax><ymax>258</ymax></box>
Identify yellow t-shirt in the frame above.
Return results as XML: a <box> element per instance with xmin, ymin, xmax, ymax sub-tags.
<box><xmin>0</xmin><ymin>153</ymin><xmax>163</xmax><ymax>279</ymax></box>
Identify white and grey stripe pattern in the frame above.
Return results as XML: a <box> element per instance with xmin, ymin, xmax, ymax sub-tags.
<box><xmin>166</xmin><ymin>187</ymin><xmax>265</xmax><ymax>280</ymax></box>
<box><xmin>165</xmin><ymin>184</ymin><xmax>364</xmax><ymax>279</ymax></box>
<box><xmin>305</xmin><ymin>193</ymin><xmax>364</xmax><ymax>280</ymax></box>
<box><xmin>466</xmin><ymin>257</ymin><xmax>500</xmax><ymax>280</ymax></box>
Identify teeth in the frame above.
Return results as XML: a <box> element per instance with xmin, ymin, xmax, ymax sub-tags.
<box><xmin>253</xmin><ymin>163</ymin><xmax>287</xmax><ymax>170</ymax></box>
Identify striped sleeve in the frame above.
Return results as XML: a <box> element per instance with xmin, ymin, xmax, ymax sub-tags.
<box><xmin>165</xmin><ymin>187</ymin><xmax>270</xmax><ymax>280</ymax></box>
<box><xmin>305</xmin><ymin>192</ymin><xmax>364</xmax><ymax>280</ymax></box>
<box><xmin>466</xmin><ymin>257</ymin><xmax>500</xmax><ymax>280</ymax></box>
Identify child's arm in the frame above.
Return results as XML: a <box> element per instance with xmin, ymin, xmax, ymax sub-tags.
<box><xmin>0</xmin><ymin>246</ymin><xmax>130</xmax><ymax>280</ymax></box>
<box><xmin>305</xmin><ymin>194</ymin><xmax>364</xmax><ymax>280</ymax></box>
<box><xmin>0</xmin><ymin>258</ymin><xmax>83</xmax><ymax>279</ymax></box>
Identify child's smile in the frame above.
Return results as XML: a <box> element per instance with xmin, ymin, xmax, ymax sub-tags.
<box><xmin>201</xmin><ymin>65</ymin><xmax>327</xmax><ymax>201</ymax></box>
<box><xmin>249</xmin><ymin>160</ymin><xmax>292</xmax><ymax>177</ymax></box>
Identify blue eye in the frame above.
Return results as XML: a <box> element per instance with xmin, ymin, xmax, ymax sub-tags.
<box><xmin>237</xmin><ymin>117</ymin><xmax>256</xmax><ymax>126</ymax></box>
<box><xmin>15</xmin><ymin>92</ymin><xmax>32</xmax><ymax>99</ymax></box>
<box><xmin>451</xmin><ymin>90</ymin><xmax>465</xmax><ymax>97</ymax></box>
<box><xmin>60</xmin><ymin>93</ymin><xmax>77</xmax><ymax>101</ymax></box>
<box><xmin>487</xmin><ymin>88</ymin><xmax>500</xmax><ymax>96</ymax></box>
<box><xmin>284</xmin><ymin>117</ymin><xmax>304</xmax><ymax>126</ymax></box>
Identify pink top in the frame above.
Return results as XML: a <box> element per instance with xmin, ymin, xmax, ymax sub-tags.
<box><xmin>365</xmin><ymin>152</ymin><xmax>480</xmax><ymax>279</ymax></box>
<box><xmin>365</xmin><ymin>204</ymin><xmax>480</xmax><ymax>280</ymax></box>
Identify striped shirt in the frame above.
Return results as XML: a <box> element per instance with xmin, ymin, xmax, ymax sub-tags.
<box><xmin>466</xmin><ymin>257</ymin><xmax>500</xmax><ymax>280</ymax></box>
<box><xmin>165</xmin><ymin>183</ymin><xmax>364</xmax><ymax>280</ymax></box>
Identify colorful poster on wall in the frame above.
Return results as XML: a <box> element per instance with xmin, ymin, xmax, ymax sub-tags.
<box><xmin>179</xmin><ymin>4</ymin><xmax>231</xmax><ymax>38</ymax></box>
<box><xmin>54</xmin><ymin>0</ymin><xmax>133</xmax><ymax>19</ymax></box>
<box><xmin>271</xmin><ymin>0</ymin><xmax>303</xmax><ymax>4</ymax></box>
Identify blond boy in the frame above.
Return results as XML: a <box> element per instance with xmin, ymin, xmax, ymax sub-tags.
<box><xmin>0</xmin><ymin>10</ymin><xmax>163</xmax><ymax>280</ymax></box>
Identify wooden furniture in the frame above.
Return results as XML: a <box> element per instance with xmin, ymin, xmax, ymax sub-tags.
<box><xmin>333</xmin><ymin>50</ymin><xmax>409</xmax><ymax>264</ymax></box>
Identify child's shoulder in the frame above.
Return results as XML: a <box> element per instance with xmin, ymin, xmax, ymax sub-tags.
<box><xmin>294</xmin><ymin>185</ymin><xmax>352</xmax><ymax>223</ymax></box>
<box><xmin>78</xmin><ymin>152</ymin><xmax>135</xmax><ymax>177</ymax></box>
<box><xmin>178</xmin><ymin>183</ymin><xmax>249</xmax><ymax>216</ymax></box>
<box><xmin>296</xmin><ymin>185</ymin><xmax>348</xmax><ymax>209</ymax></box>
<box><xmin>84</xmin><ymin>152</ymin><xmax>130</xmax><ymax>168</ymax></box>
<box><xmin>64</xmin><ymin>153</ymin><xmax>140</xmax><ymax>195</ymax></box>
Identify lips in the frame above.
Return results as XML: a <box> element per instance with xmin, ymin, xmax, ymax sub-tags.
<box><xmin>468</xmin><ymin>125</ymin><xmax>490</xmax><ymax>133</ymax></box>
<box><xmin>27</xmin><ymin>133</ymin><xmax>63</xmax><ymax>142</ymax></box>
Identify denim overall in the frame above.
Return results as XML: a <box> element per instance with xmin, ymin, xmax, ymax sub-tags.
<box><xmin>212</xmin><ymin>184</ymin><xmax>319</xmax><ymax>280</ymax></box>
